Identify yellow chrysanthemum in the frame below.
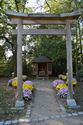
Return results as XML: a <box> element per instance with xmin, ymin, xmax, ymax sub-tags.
<box><xmin>55</xmin><ymin>84</ymin><xmax>68</xmax><ymax>90</ymax></box>
<box><xmin>11</xmin><ymin>79</ymin><xmax>34</xmax><ymax>91</ymax></box>
<box><xmin>23</xmin><ymin>84</ymin><xmax>33</xmax><ymax>91</ymax></box>
<box><xmin>66</xmin><ymin>79</ymin><xmax>77</xmax><ymax>85</ymax></box>
<box><xmin>72</xmin><ymin>80</ymin><xmax>77</xmax><ymax>85</ymax></box>
<box><xmin>12</xmin><ymin>79</ymin><xmax>18</xmax><ymax>87</ymax></box>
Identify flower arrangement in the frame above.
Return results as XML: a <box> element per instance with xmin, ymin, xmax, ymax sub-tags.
<box><xmin>51</xmin><ymin>79</ymin><xmax>65</xmax><ymax>87</ymax></box>
<box><xmin>66</xmin><ymin>78</ymin><xmax>77</xmax><ymax>86</ymax></box>
<box><xmin>55</xmin><ymin>83</ymin><xmax>68</xmax><ymax>90</ymax></box>
<box><xmin>23</xmin><ymin>83</ymin><xmax>33</xmax><ymax>91</ymax></box>
<box><xmin>7</xmin><ymin>78</ymin><xmax>34</xmax><ymax>100</ymax></box>
<box><xmin>57</xmin><ymin>88</ymin><xmax>68</xmax><ymax>97</ymax></box>
<box><xmin>23</xmin><ymin>89</ymin><xmax>32</xmax><ymax>97</ymax></box>
<box><xmin>12</xmin><ymin>79</ymin><xmax>18</xmax><ymax>88</ymax></box>
<box><xmin>58</xmin><ymin>74</ymin><xmax>67</xmax><ymax>80</ymax></box>
<box><xmin>51</xmin><ymin>79</ymin><xmax>68</xmax><ymax>97</ymax></box>
<box><xmin>51</xmin><ymin>74</ymin><xmax>76</xmax><ymax>98</ymax></box>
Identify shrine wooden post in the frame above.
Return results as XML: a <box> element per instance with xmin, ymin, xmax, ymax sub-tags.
<box><xmin>15</xmin><ymin>19</ymin><xmax>24</xmax><ymax>107</ymax></box>
<box><xmin>66</xmin><ymin>21</ymin><xmax>73</xmax><ymax>99</ymax></box>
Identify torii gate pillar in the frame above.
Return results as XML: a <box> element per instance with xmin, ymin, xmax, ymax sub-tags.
<box><xmin>66</xmin><ymin>21</ymin><xmax>77</xmax><ymax>107</ymax></box>
<box><xmin>15</xmin><ymin>20</ymin><xmax>24</xmax><ymax>108</ymax></box>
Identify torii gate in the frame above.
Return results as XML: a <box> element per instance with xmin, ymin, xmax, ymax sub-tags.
<box><xmin>7</xmin><ymin>10</ymin><xmax>81</xmax><ymax>108</ymax></box>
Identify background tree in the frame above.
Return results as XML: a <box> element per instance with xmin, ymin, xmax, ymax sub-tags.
<box><xmin>0</xmin><ymin>0</ymin><xmax>83</xmax><ymax>77</ymax></box>
<box><xmin>0</xmin><ymin>0</ymin><xmax>32</xmax><ymax>76</ymax></box>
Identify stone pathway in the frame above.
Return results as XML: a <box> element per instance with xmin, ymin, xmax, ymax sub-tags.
<box><xmin>18</xmin><ymin>116</ymin><xmax>83</xmax><ymax>125</ymax></box>
<box><xmin>30</xmin><ymin>79</ymin><xmax>65</xmax><ymax>120</ymax></box>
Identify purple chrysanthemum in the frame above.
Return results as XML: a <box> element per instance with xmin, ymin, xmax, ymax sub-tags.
<box><xmin>57</xmin><ymin>88</ymin><xmax>68</xmax><ymax>96</ymax></box>
<box><xmin>51</xmin><ymin>79</ymin><xmax>64</xmax><ymax>87</ymax></box>
<box><xmin>57</xmin><ymin>88</ymin><xmax>74</xmax><ymax>96</ymax></box>
<box><xmin>24</xmin><ymin>80</ymin><xmax>33</xmax><ymax>85</ymax></box>
<box><xmin>8</xmin><ymin>79</ymin><xmax>12</xmax><ymax>85</ymax></box>
<box><xmin>23</xmin><ymin>89</ymin><xmax>32</xmax><ymax>97</ymax></box>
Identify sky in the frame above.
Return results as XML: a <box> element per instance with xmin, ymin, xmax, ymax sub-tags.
<box><xmin>28</xmin><ymin>0</ymin><xmax>37</xmax><ymax>7</ymax></box>
<box><xmin>27</xmin><ymin>0</ymin><xmax>44</xmax><ymax>12</ymax></box>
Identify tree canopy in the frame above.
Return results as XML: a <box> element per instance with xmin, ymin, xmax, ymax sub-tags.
<box><xmin>0</xmin><ymin>0</ymin><xmax>83</xmax><ymax>77</ymax></box>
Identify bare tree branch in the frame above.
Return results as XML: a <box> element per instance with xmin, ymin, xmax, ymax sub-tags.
<box><xmin>45</xmin><ymin>0</ymin><xmax>51</xmax><ymax>12</ymax></box>
<box><xmin>14</xmin><ymin>0</ymin><xmax>19</xmax><ymax>12</ymax></box>
<box><xmin>22</xmin><ymin>4</ymin><xmax>25</xmax><ymax>13</ymax></box>
<box><xmin>22</xmin><ymin>0</ymin><xmax>27</xmax><ymax>13</ymax></box>
<box><xmin>33</xmin><ymin>5</ymin><xmax>43</xmax><ymax>12</ymax></box>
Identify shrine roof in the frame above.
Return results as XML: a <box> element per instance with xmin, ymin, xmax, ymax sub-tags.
<box><xmin>32</xmin><ymin>56</ymin><xmax>52</xmax><ymax>63</ymax></box>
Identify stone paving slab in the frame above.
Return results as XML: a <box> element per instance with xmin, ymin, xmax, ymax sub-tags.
<box><xmin>0</xmin><ymin>112</ymin><xmax>83</xmax><ymax>125</ymax></box>
<box><xmin>17</xmin><ymin>116</ymin><xmax>83</xmax><ymax>125</ymax></box>
<box><xmin>31</xmin><ymin>80</ymin><xmax>64</xmax><ymax>119</ymax></box>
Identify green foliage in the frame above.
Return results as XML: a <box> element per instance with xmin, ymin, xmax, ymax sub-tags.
<box><xmin>0</xmin><ymin>0</ymin><xmax>32</xmax><ymax>13</ymax></box>
<box><xmin>28</xmin><ymin>34</ymin><xmax>66</xmax><ymax>75</ymax></box>
<box><xmin>44</xmin><ymin>0</ymin><xmax>72</xmax><ymax>13</ymax></box>
<box><xmin>76</xmin><ymin>64</ymin><xmax>83</xmax><ymax>81</ymax></box>
<box><xmin>0</xmin><ymin>0</ymin><xmax>83</xmax><ymax>77</ymax></box>
<box><xmin>44</xmin><ymin>0</ymin><xmax>83</xmax><ymax>13</ymax></box>
<box><xmin>0</xmin><ymin>58</ymin><xmax>13</xmax><ymax>77</ymax></box>
<box><xmin>0</xmin><ymin>0</ymin><xmax>33</xmax><ymax>77</ymax></box>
